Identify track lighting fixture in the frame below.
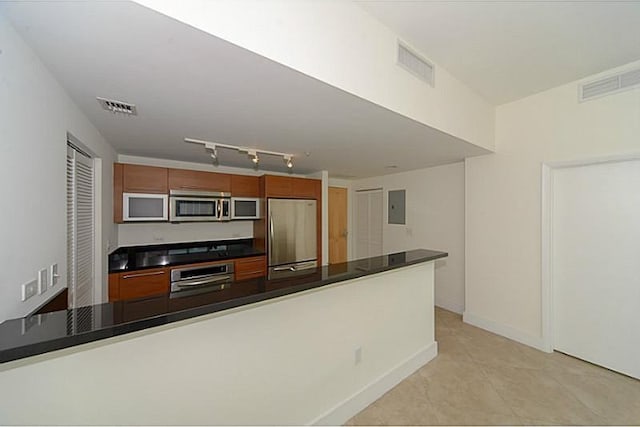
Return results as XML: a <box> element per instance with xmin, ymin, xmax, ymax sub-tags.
<box><xmin>185</xmin><ymin>138</ymin><xmax>295</xmax><ymax>170</ymax></box>
<box><xmin>249</xmin><ymin>150</ymin><xmax>259</xmax><ymax>165</ymax></box>
<box><xmin>284</xmin><ymin>155</ymin><xmax>293</xmax><ymax>169</ymax></box>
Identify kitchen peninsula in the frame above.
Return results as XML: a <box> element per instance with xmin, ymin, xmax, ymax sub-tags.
<box><xmin>0</xmin><ymin>249</ymin><xmax>446</xmax><ymax>425</ymax></box>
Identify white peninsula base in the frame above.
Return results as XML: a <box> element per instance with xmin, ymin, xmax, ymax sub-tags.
<box><xmin>0</xmin><ymin>261</ymin><xmax>437</xmax><ymax>425</ymax></box>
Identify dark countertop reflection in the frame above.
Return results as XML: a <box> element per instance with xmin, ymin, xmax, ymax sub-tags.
<box><xmin>0</xmin><ymin>249</ymin><xmax>447</xmax><ymax>364</ymax></box>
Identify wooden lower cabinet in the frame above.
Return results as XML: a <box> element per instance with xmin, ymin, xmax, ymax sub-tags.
<box><xmin>109</xmin><ymin>256</ymin><xmax>267</xmax><ymax>302</ymax></box>
<box><xmin>234</xmin><ymin>256</ymin><xmax>267</xmax><ymax>281</ymax></box>
<box><xmin>109</xmin><ymin>267</ymin><xmax>169</xmax><ymax>302</ymax></box>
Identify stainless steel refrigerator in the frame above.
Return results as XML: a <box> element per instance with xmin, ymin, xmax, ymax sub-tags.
<box><xmin>268</xmin><ymin>198</ymin><xmax>317</xmax><ymax>277</ymax></box>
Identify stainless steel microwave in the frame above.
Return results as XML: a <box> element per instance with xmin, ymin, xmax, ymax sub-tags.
<box><xmin>169</xmin><ymin>190</ymin><xmax>230</xmax><ymax>222</ymax></box>
<box><xmin>231</xmin><ymin>197</ymin><xmax>261</xmax><ymax>220</ymax></box>
<box><xmin>123</xmin><ymin>193</ymin><xmax>168</xmax><ymax>222</ymax></box>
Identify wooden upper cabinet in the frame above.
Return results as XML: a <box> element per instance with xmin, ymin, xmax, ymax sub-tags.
<box><xmin>231</xmin><ymin>175</ymin><xmax>260</xmax><ymax>197</ymax></box>
<box><xmin>168</xmin><ymin>168</ymin><xmax>231</xmax><ymax>193</ymax></box>
<box><xmin>263</xmin><ymin>175</ymin><xmax>320</xmax><ymax>199</ymax></box>
<box><xmin>292</xmin><ymin>177</ymin><xmax>321</xmax><ymax>199</ymax></box>
<box><xmin>122</xmin><ymin>164</ymin><xmax>168</xmax><ymax>194</ymax></box>
<box><xmin>264</xmin><ymin>175</ymin><xmax>293</xmax><ymax>198</ymax></box>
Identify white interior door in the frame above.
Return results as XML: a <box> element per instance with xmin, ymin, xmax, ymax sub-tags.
<box><xmin>355</xmin><ymin>189</ymin><xmax>383</xmax><ymax>259</ymax></box>
<box><xmin>552</xmin><ymin>159</ymin><xmax>640</xmax><ymax>379</ymax></box>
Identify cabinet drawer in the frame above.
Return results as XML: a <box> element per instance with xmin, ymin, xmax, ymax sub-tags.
<box><xmin>123</xmin><ymin>164</ymin><xmax>168</xmax><ymax>194</ymax></box>
<box><xmin>117</xmin><ymin>267</ymin><xmax>169</xmax><ymax>300</ymax></box>
<box><xmin>168</xmin><ymin>169</ymin><xmax>231</xmax><ymax>193</ymax></box>
<box><xmin>235</xmin><ymin>256</ymin><xmax>266</xmax><ymax>281</ymax></box>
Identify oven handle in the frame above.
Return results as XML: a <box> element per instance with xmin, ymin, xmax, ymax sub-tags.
<box><xmin>174</xmin><ymin>275</ymin><xmax>233</xmax><ymax>288</ymax></box>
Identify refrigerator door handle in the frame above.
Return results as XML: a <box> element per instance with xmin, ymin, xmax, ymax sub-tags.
<box><xmin>269</xmin><ymin>213</ymin><xmax>274</xmax><ymax>263</ymax></box>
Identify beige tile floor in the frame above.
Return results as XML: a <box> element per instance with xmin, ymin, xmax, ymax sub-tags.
<box><xmin>346</xmin><ymin>307</ymin><xmax>640</xmax><ymax>426</ymax></box>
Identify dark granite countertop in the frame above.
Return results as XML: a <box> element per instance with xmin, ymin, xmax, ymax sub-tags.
<box><xmin>109</xmin><ymin>238</ymin><xmax>265</xmax><ymax>273</ymax></box>
<box><xmin>0</xmin><ymin>249</ymin><xmax>447</xmax><ymax>364</ymax></box>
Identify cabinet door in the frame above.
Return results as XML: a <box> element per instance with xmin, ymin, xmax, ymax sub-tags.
<box><xmin>168</xmin><ymin>169</ymin><xmax>231</xmax><ymax>193</ymax></box>
<box><xmin>264</xmin><ymin>175</ymin><xmax>292</xmax><ymax>198</ymax></box>
<box><xmin>123</xmin><ymin>164</ymin><xmax>168</xmax><ymax>194</ymax></box>
<box><xmin>108</xmin><ymin>273</ymin><xmax>120</xmax><ymax>301</ymax></box>
<box><xmin>117</xmin><ymin>267</ymin><xmax>169</xmax><ymax>300</ymax></box>
<box><xmin>292</xmin><ymin>177</ymin><xmax>320</xmax><ymax>199</ymax></box>
<box><xmin>235</xmin><ymin>256</ymin><xmax>266</xmax><ymax>281</ymax></box>
<box><xmin>231</xmin><ymin>175</ymin><xmax>260</xmax><ymax>197</ymax></box>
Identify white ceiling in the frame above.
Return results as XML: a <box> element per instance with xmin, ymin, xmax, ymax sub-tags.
<box><xmin>1</xmin><ymin>1</ymin><xmax>488</xmax><ymax>178</ymax></box>
<box><xmin>358</xmin><ymin>1</ymin><xmax>640</xmax><ymax>104</ymax></box>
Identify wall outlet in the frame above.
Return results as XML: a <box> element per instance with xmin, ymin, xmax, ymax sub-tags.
<box><xmin>21</xmin><ymin>280</ymin><xmax>37</xmax><ymax>301</ymax></box>
<box><xmin>38</xmin><ymin>268</ymin><xmax>48</xmax><ymax>294</ymax></box>
<box><xmin>355</xmin><ymin>346</ymin><xmax>363</xmax><ymax>365</ymax></box>
<box><xmin>49</xmin><ymin>263</ymin><xmax>59</xmax><ymax>287</ymax></box>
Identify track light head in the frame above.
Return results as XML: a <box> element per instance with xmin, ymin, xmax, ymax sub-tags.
<box><xmin>284</xmin><ymin>155</ymin><xmax>293</xmax><ymax>169</ymax></box>
<box><xmin>248</xmin><ymin>150</ymin><xmax>259</xmax><ymax>165</ymax></box>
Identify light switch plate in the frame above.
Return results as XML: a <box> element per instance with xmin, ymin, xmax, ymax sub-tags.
<box><xmin>38</xmin><ymin>268</ymin><xmax>48</xmax><ymax>294</ymax></box>
<box><xmin>49</xmin><ymin>263</ymin><xmax>59</xmax><ymax>287</ymax></box>
<box><xmin>22</xmin><ymin>280</ymin><xmax>37</xmax><ymax>301</ymax></box>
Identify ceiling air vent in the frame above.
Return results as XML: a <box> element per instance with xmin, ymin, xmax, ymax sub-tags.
<box><xmin>97</xmin><ymin>97</ymin><xmax>137</xmax><ymax>115</ymax></box>
<box><xmin>397</xmin><ymin>41</ymin><xmax>434</xmax><ymax>86</ymax></box>
<box><xmin>579</xmin><ymin>68</ymin><xmax>640</xmax><ymax>102</ymax></box>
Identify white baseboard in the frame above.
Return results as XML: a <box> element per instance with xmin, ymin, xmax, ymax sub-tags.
<box><xmin>435</xmin><ymin>300</ymin><xmax>464</xmax><ymax>315</ymax></box>
<box><xmin>463</xmin><ymin>312</ymin><xmax>547</xmax><ymax>352</ymax></box>
<box><xmin>310</xmin><ymin>342</ymin><xmax>438</xmax><ymax>426</ymax></box>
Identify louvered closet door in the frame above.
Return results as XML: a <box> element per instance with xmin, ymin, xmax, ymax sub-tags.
<box><xmin>67</xmin><ymin>145</ymin><xmax>95</xmax><ymax>309</ymax></box>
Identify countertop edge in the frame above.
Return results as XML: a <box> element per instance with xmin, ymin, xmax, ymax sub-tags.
<box><xmin>1</xmin><ymin>250</ymin><xmax>447</xmax><ymax>364</ymax></box>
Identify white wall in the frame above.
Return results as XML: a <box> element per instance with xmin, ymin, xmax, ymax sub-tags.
<box><xmin>135</xmin><ymin>0</ymin><xmax>495</xmax><ymax>152</ymax></box>
<box><xmin>352</xmin><ymin>163</ymin><xmax>465</xmax><ymax>313</ymax></box>
<box><xmin>465</xmin><ymin>60</ymin><xmax>640</xmax><ymax>349</ymax></box>
<box><xmin>0</xmin><ymin>262</ymin><xmax>437</xmax><ymax>426</ymax></box>
<box><xmin>0</xmin><ymin>16</ymin><xmax>116</xmax><ymax>321</ymax></box>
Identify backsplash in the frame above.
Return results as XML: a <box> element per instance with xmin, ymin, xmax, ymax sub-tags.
<box><xmin>116</xmin><ymin>221</ymin><xmax>253</xmax><ymax>248</ymax></box>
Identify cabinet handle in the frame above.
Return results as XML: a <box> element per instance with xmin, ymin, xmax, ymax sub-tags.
<box><xmin>122</xmin><ymin>271</ymin><xmax>165</xmax><ymax>279</ymax></box>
